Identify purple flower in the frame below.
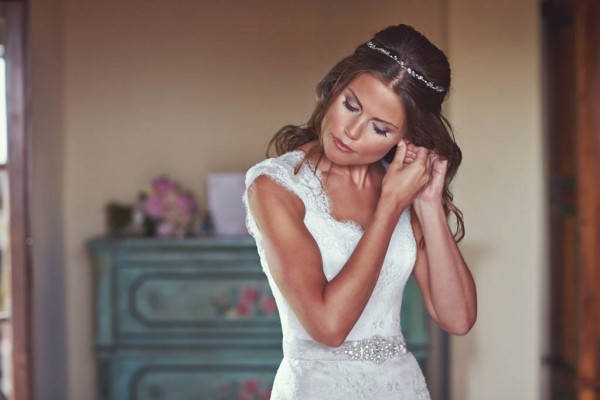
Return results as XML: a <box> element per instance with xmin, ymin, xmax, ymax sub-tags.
<box><xmin>139</xmin><ymin>175</ymin><xmax>199</xmax><ymax>238</ymax></box>
<box><xmin>151</xmin><ymin>177</ymin><xmax>176</xmax><ymax>196</ymax></box>
<box><xmin>175</xmin><ymin>191</ymin><xmax>198</xmax><ymax>214</ymax></box>
<box><xmin>143</xmin><ymin>194</ymin><xmax>165</xmax><ymax>219</ymax></box>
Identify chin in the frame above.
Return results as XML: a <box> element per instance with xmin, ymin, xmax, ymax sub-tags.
<box><xmin>323</xmin><ymin>146</ymin><xmax>354</xmax><ymax>165</ymax></box>
<box><xmin>328</xmin><ymin>152</ymin><xmax>382</xmax><ymax>167</ymax></box>
<box><xmin>323</xmin><ymin>138</ymin><xmax>390</xmax><ymax>166</ymax></box>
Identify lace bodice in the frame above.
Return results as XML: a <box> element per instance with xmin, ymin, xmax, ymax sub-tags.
<box><xmin>244</xmin><ymin>150</ymin><xmax>416</xmax><ymax>342</ymax></box>
<box><xmin>243</xmin><ymin>150</ymin><xmax>429</xmax><ymax>400</ymax></box>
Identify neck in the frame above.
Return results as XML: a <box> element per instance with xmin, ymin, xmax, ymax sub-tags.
<box><xmin>306</xmin><ymin>149</ymin><xmax>377</xmax><ymax>189</ymax></box>
<box><xmin>328</xmin><ymin>162</ymin><xmax>373</xmax><ymax>188</ymax></box>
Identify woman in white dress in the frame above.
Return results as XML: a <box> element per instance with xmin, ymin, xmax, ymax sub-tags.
<box><xmin>243</xmin><ymin>24</ymin><xmax>477</xmax><ymax>399</ymax></box>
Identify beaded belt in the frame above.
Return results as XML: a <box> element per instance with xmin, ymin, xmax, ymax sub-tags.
<box><xmin>283</xmin><ymin>335</ymin><xmax>407</xmax><ymax>364</ymax></box>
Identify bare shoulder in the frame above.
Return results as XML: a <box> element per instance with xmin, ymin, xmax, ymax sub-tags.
<box><xmin>247</xmin><ymin>174</ymin><xmax>305</xmax><ymax>232</ymax></box>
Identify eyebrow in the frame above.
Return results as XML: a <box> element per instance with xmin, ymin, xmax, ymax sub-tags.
<box><xmin>347</xmin><ymin>87</ymin><xmax>399</xmax><ymax>130</ymax></box>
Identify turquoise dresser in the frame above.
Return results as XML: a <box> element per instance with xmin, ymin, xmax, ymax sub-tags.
<box><xmin>88</xmin><ymin>236</ymin><xmax>430</xmax><ymax>400</ymax></box>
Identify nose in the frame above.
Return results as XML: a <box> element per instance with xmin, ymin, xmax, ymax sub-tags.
<box><xmin>344</xmin><ymin>116</ymin><xmax>362</xmax><ymax>140</ymax></box>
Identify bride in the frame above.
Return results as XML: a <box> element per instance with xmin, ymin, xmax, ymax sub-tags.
<box><xmin>244</xmin><ymin>24</ymin><xmax>477</xmax><ymax>400</ymax></box>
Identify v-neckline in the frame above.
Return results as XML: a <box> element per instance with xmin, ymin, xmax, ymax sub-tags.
<box><xmin>293</xmin><ymin>150</ymin><xmax>369</xmax><ymax>234</ymax></box>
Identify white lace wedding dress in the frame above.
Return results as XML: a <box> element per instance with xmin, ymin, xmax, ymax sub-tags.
<box><xmin>243</xmin><ymin>150</ymin><xmax>431</xmax><ymax>400</ymax></box>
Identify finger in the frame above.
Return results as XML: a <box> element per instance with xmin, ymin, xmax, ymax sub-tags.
<box><xmin>433</xmin><ymin>158</ymin><xmax>448</xmax><ymax>175</ymax></box>
<box><xmin>414</xmin><ymin>147</ymin><xmax>429</xmax><ymax>163</ymax></box>
<box><xmin>427</xmin><ymin>152</ymin><xmax>438</xmax><ymax>166</ymax></box>
<box><xmin>393</xmin><ymin>140</ymin><xmax>407</xmax><ymax>166</ymax></box>
<box><xmin>427</xmin><ymin>154</ymin><xmax>439</xmax><ymax>175</ymax></box>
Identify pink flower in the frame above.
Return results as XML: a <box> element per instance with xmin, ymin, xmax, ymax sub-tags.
<box><xmin>235</xmin><ymin>302</ymin><xmax>251</xmax><ymax>316</ymax></box>
<box><xmin>262</xmin><ymin>389</ymin><xmax>272</xmax><ymax>400</ymax></box>
<box><xmin>260</xmin><ymin>297</ymin><xmax>277</xmax><ymax>314</ymax></box>
<box><xmin>241</xmin><ymin>379</ymin><xmax>260</xmax><ymax>395</ymax></box>
<box><xmin>242</xmin><ymin>287</ymin><xmax>261</xmax><ymax>303</ymax></box>
<box><xmin>175</xmin><ymin>191</ymin><xmax>198</xmax><ymax>214</ymax></box>
<box><xmin>143</xmin><ymin>194</ymin><xmax>165</xmax><ymax>219</ymax></box>
<box><xmin>140</xmin><ymin>176</ymin><xmax>199</xmax><ymax>238</ymax></box>
<box><xmin>152</xmin><ymin>177</ymin><xmax>176</xmax><ymax>196</ymax></box>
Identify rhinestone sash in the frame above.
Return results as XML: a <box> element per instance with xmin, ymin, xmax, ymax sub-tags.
<box><xmin>283</xmin><ymin>335</ymin><xmax>407</xmax><ymax>364</ymax></box>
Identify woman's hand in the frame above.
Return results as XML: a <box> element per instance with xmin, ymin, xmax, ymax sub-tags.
<box><xmin>404</xmin><ymin>143</ymin><xmax>477</xmax><ymax>336</ymax></box>
<box><xmin>403</xmin><ymin>143</ymin><xmax>448</xmax><ymax>205</ymax></box>
<box><xmin>247</xmin><ymin>140</ymin><xmax>435</xmax><ymax>346</ymax></box>
<box><xmin>379</xmin><ymin>140</ymin><xmax>432</xmax><ymax>215</ymax></box>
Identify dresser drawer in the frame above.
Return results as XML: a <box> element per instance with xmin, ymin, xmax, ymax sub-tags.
<box><xmin>89</xmin><ymin>237</ymin><xmax>433</xmax><ymax>400</ymax></box>
<box><xmin>106</xmin><ymin>349</ymin><xmax>281</xmax><ymax>400</ymax></box>
<box><xmin>115</xmin><ymin>249</ymin><xmax>280</xmax><ymax>342</ymax></box>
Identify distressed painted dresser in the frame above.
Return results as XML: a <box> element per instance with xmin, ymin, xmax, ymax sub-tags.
<box><xmin>88</xmin><ymin>236</ymin><xmax>430</xmax><ymax>400</ymax></box>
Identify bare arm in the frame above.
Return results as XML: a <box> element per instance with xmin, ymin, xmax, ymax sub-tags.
<box><xmin>409</xmin><ymin>149</ymin><xmax>477</xmax><ymax>335</ymax></box>
<box><xmin>247</xmin><ymin>141</ymin><xmax>430</xmax><ymax>346</ymax></box>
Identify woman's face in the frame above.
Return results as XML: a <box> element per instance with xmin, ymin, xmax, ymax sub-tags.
<box><xmin>321</xmin><ymin>73</ymin><xmax>408</xmax><ymax>166</ymax></box>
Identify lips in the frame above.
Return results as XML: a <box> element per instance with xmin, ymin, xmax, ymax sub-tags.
<box><xmin>333</xmin><ymin>136</ymin><xmax>354</xmax><ymax>153</ymax></box>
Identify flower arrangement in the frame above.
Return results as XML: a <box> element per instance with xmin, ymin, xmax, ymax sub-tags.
<box><xmin>139</xmin><ymin>176</ymin><xmax>199</xmax><ymax>238</ymax></box>
<box><xmin>210</xmin><ymin>285</ymin><xmax>278</xmax><ymax>319</ymax></box>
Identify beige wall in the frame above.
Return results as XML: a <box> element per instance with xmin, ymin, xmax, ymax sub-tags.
<box><xmin>30</xmin><ymin>0</ymin><xmax>68</xmax><ymax>398</ymax></box>
<box><xmin>29</xmin><ymin>0</ymin><xmax>543</xmax><ymax>399</ymax></box>
<box><xmin>447</xmin><ymin>0</ymin><xmax>544</xmax><ymax>398</ymax></box>
<box><xmin>59</xmin><ymin>1</ymin><xmax>445</xmax><ymax>398</ymax></box>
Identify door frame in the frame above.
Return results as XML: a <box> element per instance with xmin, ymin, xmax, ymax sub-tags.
<box><xmin>543</xmin><ymin>0</ymin><xmax>600</xmax><ymax>397</ymax></box>
<box><xmin>3</xmin><ymin>0</ymin><xmax>33</xmax><ymax>399</ymax></box>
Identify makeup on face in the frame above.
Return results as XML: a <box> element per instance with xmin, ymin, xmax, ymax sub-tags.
<box><xmin>321</xmin><ymin>73</ymin><xmax>407</xmax><ymax>165</ymax></box>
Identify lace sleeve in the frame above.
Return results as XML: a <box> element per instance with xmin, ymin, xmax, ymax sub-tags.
<box><xmin>242</xmin><ymin>154</ymin><xmax>305</xmax><ymax>240</ymax></box>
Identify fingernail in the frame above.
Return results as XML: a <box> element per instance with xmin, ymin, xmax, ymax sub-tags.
<box><xmin>398</xmin><ymin>139</ymin><xmax>405</xmax><ymax>146</ymax></box>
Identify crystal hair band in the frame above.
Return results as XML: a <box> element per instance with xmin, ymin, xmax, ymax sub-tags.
<box><xmin>366</xmin><ymin>41</ymin><xmax>445</xmax><ymax>93</ymax></box>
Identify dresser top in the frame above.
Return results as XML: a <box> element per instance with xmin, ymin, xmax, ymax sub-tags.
<box><xmin>87</xmin><ymin>235</ymin><xmax>256</xmax><ymax>251</ymax></box>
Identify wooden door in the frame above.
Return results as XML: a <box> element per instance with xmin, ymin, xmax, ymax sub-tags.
<box><xmin>544</xmin><ymin>0</ymin><xmax>600</xmax><ymax>398</ymax></box>
<box><xmin>1</xmin><ymin>1</ymin><xmax>33</xmax><ymax>399</ymax></box>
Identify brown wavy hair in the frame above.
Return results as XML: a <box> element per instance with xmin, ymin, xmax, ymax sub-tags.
<box><xmin>267</xmin><ymin>24</ymin><xmax>464</xmax><ymax>242</ymax></box>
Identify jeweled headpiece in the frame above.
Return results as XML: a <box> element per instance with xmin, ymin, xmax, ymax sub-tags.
<box><xmin>366</xmin><ymin>41</ymin><xmax>445</xmax><ymax>93</ymax></box>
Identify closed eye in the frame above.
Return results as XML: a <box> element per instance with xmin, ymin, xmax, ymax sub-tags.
<box><xmin>342</xmin><ymin>99</ymin><xmax>359</xmax><ymax>113</ymax></box>
<box><xmin>372</xmin><ymin>123</ymin><xmax>388</xmax><ymax>137</ymax></box>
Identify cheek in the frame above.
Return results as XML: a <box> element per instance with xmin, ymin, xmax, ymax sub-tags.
<box><xmin>368</xmin><ymin>142</ymin><xmax>396</xmax><ymax>158</ymax></box>
<box><xmin>361</xmin><ymin>137</ymin><xmax>397</xmax><ymax>160</ymax></box>
<box><xmin>322</xmin><ymin>106</ymin><xmax>345</xmax><ymax>132</ymax></box>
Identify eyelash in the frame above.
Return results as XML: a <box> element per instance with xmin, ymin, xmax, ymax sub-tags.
<box><xmin>372</xmin><ymin>124</ymin><xmax>388</xmax><ymax>137</ymax></box>
<box><xmin>342</xmin><ymin>99</ymin><xmax>359</xmax><ymax>113</ymax></box>
<box><xmin>342</xmin><ymin>99</ymin><xmax>389</xmax><ymax>137</ymax></box>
